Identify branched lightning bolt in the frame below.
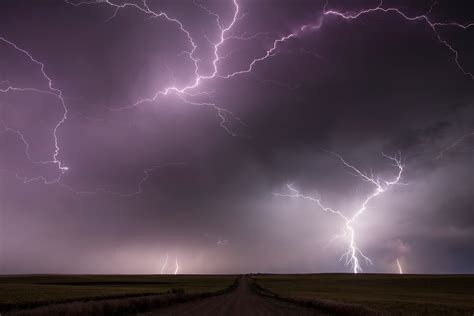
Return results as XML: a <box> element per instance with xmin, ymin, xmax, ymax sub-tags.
<box><xmin>2</xmin><ymin>0</ymin><xmax>472</xmax><ymax>195</ymax></box>
<box><xmin>64</xmin><ymin>0</ymin><xmax>474</xmax><ymax>145</ymax></box>
<box><xmin>275</xmin><ymin>152</ymin><xmax>405</xmax><ymax>273</ymax></box>
<box><xmin>0</xmin><ymin>35</ymin><xmax>183</xmax><ymax>194</ymax></box>
<box><xmin>0</xmin><ymin>37</ymin><xmax>69</xmax><ymax>185</ymax></box>
<box><xmin>66</xmin><ymin>0</ymin><xmax>245</xmax><ymax>136</ymax></box>
<box><xmin>220</xmin><ymin>0</ymin><xmax>474</xmax><ymax>81</ymax></box>
<box><xmin>322</xmin><ymin>1</ymin><xmax>474</xmax><ymax>79</ymax></box>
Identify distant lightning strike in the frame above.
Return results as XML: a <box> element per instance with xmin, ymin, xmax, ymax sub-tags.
<box><xmin>275</xmin><ymin>152</ymin><xmax>404</xmax><ymax>273</ymax></box>
<box><xmin>159</xmin><ymin>253</ymin><xmax>179</xmax><ymax>274</ymax></box>
<box><xmin>436</xmin><ymin>132</ymin><xmax>474</xmax><ymax>159</ymax></box>
<box><xmin>118</xmin><ymin>162</ymin><xmax>187</xmax><ymax>197</ymax></box>
<box><xmin>174</xmin><ymin>257</ymin><xmax>180</xmax><ymax>275</ymax></box>
<box><xmin>396</xmin><ymin>258</ymin><xmax>404</xmax><ymax>274</ymax></box>
<box><xmin>1</xmin><ymin>0</ymin><xmax>472</xmax><ymax>194</ymax></box>
<box><xmin>1</xmin><ymin>123</ymin><xmax>50</xmax><ymax>166</ymax></box>
<box><xmin>160</xmin><ymin>253</ymin><xmax>169</xmax><ymax>274</ymax></box>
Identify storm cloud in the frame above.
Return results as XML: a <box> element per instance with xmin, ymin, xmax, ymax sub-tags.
<box><xmin>0</xmin><ymin>0</ymin><xmax>473</xmax><ymax>274</ymax></box>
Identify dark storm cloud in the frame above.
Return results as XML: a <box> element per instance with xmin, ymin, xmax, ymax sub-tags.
<box><xmin>0</xmin><ymin>0</ymin><xmax>473</xmax><ymax>274</ymax></box>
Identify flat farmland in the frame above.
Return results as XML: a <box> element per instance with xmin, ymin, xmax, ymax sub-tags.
<box><xmin>0</xmin><ymin>274</ymin><xmax>236</xmax><ymax>312</ymax></box>
<box><xmin>252</xmin><ymin>274</ymin><xmax>474</xmax><ymax>315</ymax></box>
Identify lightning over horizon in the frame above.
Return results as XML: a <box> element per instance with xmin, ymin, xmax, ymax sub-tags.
<box><xmin>275</xmin><ymin>152</ymin><xmax>405</xmax><ymax>273</ymax></box>
<box><xmin>174</xmin><ymin>257</ymin><xmax>180</xmax><ymax>275</ymax></box>
<box><xmin>160</xmin><ymin>253</ymin><xmax>169</xmax><ymax>275</ymax></box>
<box><xmin>397</xmin><ymin>258</ymin><xmax>404</xmax><ymax>274</ymax></box>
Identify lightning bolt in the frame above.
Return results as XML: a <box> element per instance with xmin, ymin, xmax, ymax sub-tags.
<box><xmin>0</xmin><ymin>37</ymin><xmax>184</xmax><ymax>195</ymax></box>
<box><xmin>322</xmin><ymin>1</ymin><xmax>474</xmax><ymax>79</ymax></box>
<box><xmin>396</xmin><ymin>258</ymin><xmax>403</xmax><ymax>274</ymax></box>
<box><xmin>159</xmin><ymin>253</ymin><xmax>179</xmax><ymax>274</ymax></box>
<box><xmin>174</xmin><ymin>257</ymin><xmax>180</xmax><ymax>275</ymax></box>
<box><xmin>436</xmin><ymin>132</ymin><xmax>474</xmax><ymax>159</ymax></box>
<box><xmin>0</xmin><ymin>37</ymin><xmax>69</xmax><ymax>185</ymax></box>
<box><xmin>66</xmin><ymin>0</ymin><xmax>244</xmax><ymax>136</ymax></box>
<box><xmin>275</xmin><ymin>152</ymin><xmax>405</xmax><ymax>273</ymax></box>
<box><xmin>66</xmin><ymin>0</ymin><xmax>474</xmax><ymax>121</ymax></box>
<box><xmin>116</xmin><ymin>162</ymin><xmax>187</xmax><ymax>197</ymax></box>
<box><xmin>220</xmin><ymin>0</ymin><xmax>474</xmax><ymax>81</ymax></box>
<box><xmin>2</xmin><ymin>0</ymin><xmax>472</xmax><ymax>194</ymax></box>
<box><xmin>160</xmin><ymin>253</ymin><xmax>169</xmax><ymax>274</ymax></box>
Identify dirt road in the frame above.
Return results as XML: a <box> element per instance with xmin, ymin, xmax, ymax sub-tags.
<box><xmin>140</xmin><ymin>276</ymin><xmax>325</xmax><ymax>316</ymax></box>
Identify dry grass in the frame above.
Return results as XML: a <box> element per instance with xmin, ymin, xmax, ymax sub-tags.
<box><xmin>251</xmin><ymin>274</ymin><xmax>474</xmax><ymax>315</ymax></box>
<box><xmin>0</xmin><ymin>275</ymin><xmax>237</xmax><ymax>314</ymax></box>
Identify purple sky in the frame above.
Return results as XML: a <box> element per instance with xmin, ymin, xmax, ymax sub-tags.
<box><xmin>1</xmin><ymin>0</ymin><xmax>473</xmax><ymax>274</ymax></box>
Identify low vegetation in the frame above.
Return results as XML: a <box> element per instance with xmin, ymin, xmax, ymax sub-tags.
<box><xmin>251</xmin><ymin>274</ymin><xmax>474</xmax><ymax>315</ymax></box>
<box><xmin>0</xmin><ymin>275</ymin><xmax>237</xmax><ymax>314</ymax></box>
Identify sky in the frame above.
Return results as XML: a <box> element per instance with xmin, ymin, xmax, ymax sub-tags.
<box><xmin>0</xmin><ymin>0</ymin><xmax>473</xmax><ymax>275</ymax></box>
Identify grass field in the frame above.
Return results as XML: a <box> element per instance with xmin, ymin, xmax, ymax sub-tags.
<box><xmin>0</xmin><ymin>274</ymin><xmax>236</xmax><ymax>312</ymax></box>
<box><xmin>252</xmin><ymin>274</ymin><xmax>474</xmax><ymax>315</ymax></box>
